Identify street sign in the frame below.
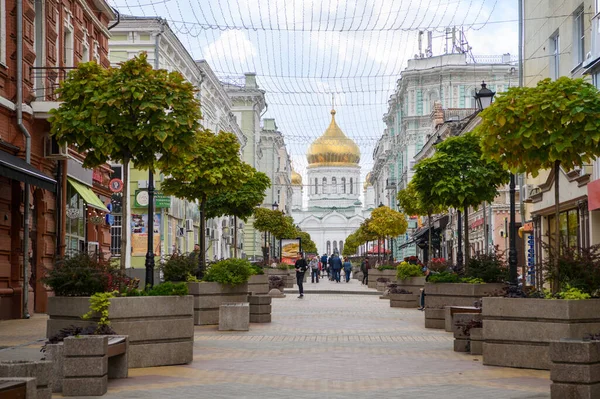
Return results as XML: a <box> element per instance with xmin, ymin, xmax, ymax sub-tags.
<box><xmin>109</xmin><ymin>178</ymin><xmax>124</xmax><ymax>193</ymax></box>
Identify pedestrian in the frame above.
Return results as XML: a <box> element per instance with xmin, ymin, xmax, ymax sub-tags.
<box><xmin>361</xmin><ymin>258</ymin><xmax>369</xmax><ymax>285</ymax></box>
<box><xmin>320</xmin><ymin>253</ymin><xmax>329</xmax><ymax>279</ymax></box>
<box><xmin>294</xmin><ymin>253</ymin><xmax>308</xmax><ymax>298</ymax></box>
<box><xmin>418</xmin><ymin>266</ymin><xmax>436</xmax><ymax>310</ymax></box>
<box><xmin>343</xmin><ymin>257</ymin><xmax>352</xmax><ymax>283</ymax></box>
<box><xmin>330</xmin><ymin>253</ymin><xmax>343</xmax><ymax>283</ymax></box>
<box><xmin>310</xmin><ymin>256</ymin><xmax>320</xmax><ymax>283</ymax></box>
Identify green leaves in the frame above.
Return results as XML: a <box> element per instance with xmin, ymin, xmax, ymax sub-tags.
<box><xmin>253</xmin><ymin>208</ymin><xmax>298</xmax><ymax>239</ymax></box>
<box><xmin>370</xmin><ymin>206</ymin><xmax>408</xmax><ymax>238</ymax></box>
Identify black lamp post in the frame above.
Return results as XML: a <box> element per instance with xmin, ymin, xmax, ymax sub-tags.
<box><xmin>145</xmin><ymin>170</ymin><xmax>155</xmax><ymax>289</ymax></box>
<box><xmin>271</xmin><ymin>201</ymin><xmax>278</xmax><ymax>260</ymax></box>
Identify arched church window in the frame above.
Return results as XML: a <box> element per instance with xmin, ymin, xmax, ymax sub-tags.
<box><xmin>332</xmin><ymin>177</ymin><xmax>337</xmax><ymax>193</ymax></box>
<box><xmin>327</xmin><ymin>241</ymin><xmax>331</xmax><ymax>254</ymax></box>
<box><xmin>350</xmin><ymin>178</ymin><xmax>353</xmax><ymax>194</ymax></box>
<box><xmin>322</xmin><ymin>177</ymin><xmax>328</xmax><ymax>194</ymax></box>
<box><xmin>314</xmin><ymin>178</ymin><xmax>318</xmax><ymax>194</ymax></box>
<box><xmin>341</xmin><ymin>177</ymin><xmax>346</xmax><ymax>193</ymax></box>
<box><xmin>333</xmin><ymin>241</ymin><xmax>338</xmax><ymax>253</ymax></box>
<box><xmin>339</xmin><ymin>241</ymin><xmax>343</xmax><ymax>254</ymax></box>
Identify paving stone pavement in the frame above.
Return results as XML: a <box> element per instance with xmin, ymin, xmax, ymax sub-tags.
<box><xmin>0</xmin><ymin>279</ymin><xmax>551</xmax><ymax>398</ymax></box>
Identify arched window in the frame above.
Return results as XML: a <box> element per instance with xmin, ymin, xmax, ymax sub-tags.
<box><xmin>350</xmin><ymin>178</ymin><xmax>353</xmax><ymax>194</ymax></box>
<box><xmin>333</xmin><ymin>241</ymin><xmax>338</xmax><ymax>253</ymax></box>
<box><xmin>332</xmin><ymin>177</ymin><xmax>337</xmax><ymax>193</ymax></box>
<box><xmin>339</xmin><ymin>241</ymin><xmax>344</xmax><ymax>254</ymax></box>
<box><xmin>322</xmin><ymin>177</ymin><xmax>328</xmax><ymax>194</ymax></box>
<box><xmin>341</xmin><ymin>177</ymin><xmax>346</xmax><ymax>193</ymax></box>
<box><xmin>326</xmin><ymin>241</ymin><xmax>331</xmax><ymax>254</ymax></box>
<box><xmin>314</xmin><ymin>178</ymin><xmax>318</xmax><ymax>194</ymax></box>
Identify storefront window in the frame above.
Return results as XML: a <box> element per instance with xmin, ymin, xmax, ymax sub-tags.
<box><xmin>65</xmin><ymin>184</ymin><xmax>86</xmax><ymax>254</ymax></box>
<box><xmin>548</xmin><ymin>208</ymin><xmax>580</xmax><ymax>252</ymax></box>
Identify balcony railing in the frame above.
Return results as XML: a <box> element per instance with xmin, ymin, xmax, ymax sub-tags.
<box><xmin>31</xmin><ymin>67</ymin><xmax>76</xmax><ymax>101</ymax></box>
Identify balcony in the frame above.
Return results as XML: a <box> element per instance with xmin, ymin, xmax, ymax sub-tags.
<box><xmin>30</xmin><ymin>67</ymin><xmax>75</xmax><ymax>119</ymax></box>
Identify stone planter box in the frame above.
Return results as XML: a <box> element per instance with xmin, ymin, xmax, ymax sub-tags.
<box><xmin>188</xmin><ymin>282</ymin><xmax>249</xmax><ymax>326</ymax></box>
<box><xmin>369</xmin><ymin>270</ymin><xmax>397</xmax><ymax>291</ymax></box>
<box><xmin>424</xmin><ymin>283</ymin><xmax>505</xmax><ymax>329</ymax></box>
<box><xmin>396</xmin><ymin>276</ymin><xmax>426</xmax><ymax>293</ymax></box>
<box><xmin>47</xmin><ymin>296</ymin><xmax>194</xmax><ymax>369</ymax></box>
<box><xmin>249</xmin><ymin>295</ymin><xmax>272</xmax><ymax>323</ymax></box>
<box><xmin>482</xmin><ymin>298</ymin><xmax>600</xmax><ymax>370</ymax></box>
<box><xmin>0</xmin><ymin>360</ymin><xmax>52</xmax><ymax>399</ymax></box>
<box><xmin>352</xmin><ymin>266</ymin><xmax>361</xmax><ymax>280</ymax></box>
<box><xmin>248</xmin><ymin>274</ymin><xmax>269</xmax><ymax>295</ymax></box>
<box><xmin>453</xmin><ymin>313</ymin><xmax>482</xmax><ymax>352</ymax></box>
<box><xmin>267</xmin><ymin>269</ymin><xmax>293</xmax><ymax>288</ymax></box>
<box><xmin>549</xmin><ymin>339</ymin><xmax>600</xmax><ymax>398</ymax></box>
<box><xmin>470</xmin><ymin>328</ymin><xmax>483</xmax><ymax>355</ymax></box>
<box><xmin>389</xmin><ymin>293</ymin><xmax>419</xmax><ymax>308</ymax></box>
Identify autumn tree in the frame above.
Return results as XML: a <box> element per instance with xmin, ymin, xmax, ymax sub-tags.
<box><xmin>397</xmin><ymin>182</ymin><xmax>447</xmax><ymax>263</ymax></box>
<box><xmin>49</xmin><ymin>53</ymin><xmax>201</xmax><ymax>270</ymax></box>
<box><xmin>475</xmin><ymin>77</ymin><xmax>600</xmax><ymax>291</ymax></box>
<box><xmin>296</xmin><ymin>230</ymin><xmax>317</xmax><ymax>254</ymax></box>
<box><xmin>413</xmin><ymin>133</ymin><xmax>509</xmax><ymax>267</ymax></box>
<box><xmin>370</xmin><ymin>206</ymin><xmax>408</xmax><ymax>260</ymax></box>
<box><xmin>205</xmin><ymin>167</ymin><xmax>271</xmax><ymax>257</ymax></box>
<box><xmin>161</xmin><ymin>130</ymin><xmax>251</xmax><ymax>275</ymax></box>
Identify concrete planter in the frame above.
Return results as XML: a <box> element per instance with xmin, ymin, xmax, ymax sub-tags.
<box><xmin>367</xmin><ymin>269</ymin><xmax>381</xmax><ymax>289</ymax></box>
<box><xmin>389</xmin><ymin>293</ymin><xmax>419</xmax><ymax>308</ymax></box>
<box><xmin>549</xmin><ymin>339</ymin><xmax>600</xmax><ymax>398</ymax></box>
<box><xmin>397</xmin><ymin>276</ymin><xmax>426</xmax><ymax>293</ymax></box>
<box><xmin>47</xmin><ymin>296</ymin><xmax>194</xmax><ymax>369</ymax></box>
<box><xmin>482</xmin><ymin>297</ymin><xmax>600</xmax><ymax>370</ymax></box>
<box><xmin>370</xmin><ymin>270</ymin><xmax>397</xmax><ymax>291</ymax></box>
<box><xmin>267</xmin><ymin>269</ymin><xmax>293</xmax><ymax>288</ymax></box>
<box><xmin>452</xmin><ymin>313</ymin><xmax>482</xmax><ymax>353</ymax></box>
<box><xmin>0</xmin><ymin>360</ymin><xmax>53</xmax><ymax>399</ymax></box>
<box><xmin>248</xmin><ymin>274</ymin><xmax>269</xmax><ymax>295</ymax></box>
<box><xmin>424</xmin><ymin>283</ymin><xmax>505</xmax><ymax>329</ymax></box>
<box><xmin>470</xmin><ymin>328</ymin><xmax>483</xmax><ymax>355</ymax></box>
<box><xmin>188</xmin><ymin>282</ymin><xmax>249</xmax><ymax>326</ymax></box>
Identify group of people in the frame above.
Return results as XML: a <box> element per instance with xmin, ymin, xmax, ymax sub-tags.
<box><xmin>293</xmin><ymin>252</ymin><xmax>354</xmax><ymax>298</ymax></box>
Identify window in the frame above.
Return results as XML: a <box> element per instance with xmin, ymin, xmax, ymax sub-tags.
<box><xmin>548</xmin><ymin>208</ymin><xmax>580</xmax><ymax>252</ymax></box>
<box><xmin>350</xmin><ymin>178</ymin><xmax>353</xmax><ymax>194</ymax></box>
<box><xmin>82</xmin><ymin>28</ymin><xmax>89</xmax><ymax>62</ymax></box>
<box><xmin>314</xmin><ymin>178</ymin><xmax>318</xmax><ymax>194</ymax></box>
<box><xmin>322</xmin><ymin>177</ymin><xmax>328</xmax><ymax>194</ymax></box>
<box><xmin>573</xmin><ymin>7</ymin><xmax>585</xmax><ymax>67</ymax></box>
<box><xmin>110</xmin><ymin>215</ymin><xmax>122</xmax><ymax>256</ymax></box>
<box><xmin>341</xmin><ymin>177</ymin><xmax>346</xmax><ymax>193</ymax></box>
<box><xmin>326</xmin><ymin>241</ymin><xmax>331</xmax><ymax>254</ymax></box>
<box><xmin>550</xmin><ymin>32</ymin><xmax>560</xmax><ymax>79</ymax></box>
<box><xmin>65</xmin><ymin>183</ymin><xmax>86</xmax><ymax>255</ymax></box>
<box><xmin>333</xmin><ymin>241</ymin><xmax>338</xmax><ymax>253</ymax></box>
<box><xmin>63</xmin><ymin>11</ymin><xmax>74</xmax><ymax>67</ymax></box>
<box><xmin>332</xmin><ymin>177</ymin><xmax>337</xmax><ymax>193</ymax></box>
<box><xmin>339</xmin><ymin>241</ymin><xmax>343</xmax><ymax>254</ymax></box>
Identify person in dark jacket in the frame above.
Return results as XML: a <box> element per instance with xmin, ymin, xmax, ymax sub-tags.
<box><xmin>343</xmin><ymin>257</ymin><xmax>352</xmax><ymax>283</ymax></box>
<box><xmin>295</xmin><ymin>253</ymin><xmax>308</xmax><ymax>298</ymax></box>
<box><xmin>361</xmin><ymin>258</ymin><xmax>370</xmax><ymax>285</ymax></box>
<box><xmin>329</xmin><ymin>253</ymin><xmax>343</xmax><ymax>283</ymax></box>
<box><xmin>320</xmin><ymin>254</ymin><xmax>329</xmax><ymax>279</ymax></box>
<box><xmin>418</xmin><ymin>266</ymin><xmax>436</xmax><ymax>310</ymax></box>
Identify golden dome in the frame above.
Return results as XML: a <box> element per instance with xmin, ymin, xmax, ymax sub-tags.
<box><xmin>291</xmin><ymin>170</ymin><xmax>302</xmax><ymax>186</ymax></box>
<box><xmin>363</xmin><ymin>172</ymin><xmax>372</xmax><ymax>190</ymax></box>
<box><xmin>307</xmin><ymin>110</ymin><xmax>360</xmax><ymax>167</ymax></box>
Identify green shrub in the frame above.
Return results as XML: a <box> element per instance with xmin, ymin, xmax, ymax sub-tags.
<box><xmin>396</xmin><ymin>262</ymin><xmax>423</xmax><ymax>280</ymax></box>
<box><xmin>44</xmin><ymin>252</ymin><xmax>135</xmax><ymax>297</ymax></box>
<box><xmin>203</xmin><ymin>258</ymin><xmax>253</xmax><ymax>286</ymax></box>
<box><xmin>460</xmin><ymin>277</ymin><xmax>485</xmax><ymax>284</ymax></box>
<box><xmin>377</xmin><ymin>264</ymin><xmax>397</xmax><ymax>271</ymax></box>
<box><xmin>249</xmin><ymin>264</ymin><xmax>265</xmax><ymax>275</ymax></box>
<box><xmin>557</xmin><ymin>286</ymin><xmax>591</xmax><ymax>300</ymax></box>
<box><xmin>465</xmin><ymin>252</ymin><xmax>508</xmax><ymax>283</ymax></box>
<box><xmin>543</xmin><ymin>243</ymin><xmax>600</xmax><ymax>296</ymax></box>
<box><xmin>277</xmin><ymin>263</ymin><xmax>290</xmax><ymax>270</ymax></box>
<box><xmin>428</xmin><ymin>271</ymin><xmax>460</xmax><ymax>283</ymax></box>
<box><xmin>160</xmin><ymin>253</ymin><xmax>198</xmax><ymax>282</ymax></box>
<box><xmin>146</xmin><ymin>282</ymin><xmax>189</xmax><ymax>296</ymax></box>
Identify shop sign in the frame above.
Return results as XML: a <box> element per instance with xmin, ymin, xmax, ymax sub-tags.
<box><xmin>93</xmin><ymin>169</ymin><xmax>103</xmax><ymax>183</ymax></box>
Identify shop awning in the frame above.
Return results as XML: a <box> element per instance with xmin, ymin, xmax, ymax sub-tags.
<box><xmin>68</xmin><ymin>178</ymin><xmax>109</xmax><ymax>212</ymax></box>
<box><xmin>0</xmin><ymin>150</ymin><xmax>56</xmax><ymax>192</ymax></box>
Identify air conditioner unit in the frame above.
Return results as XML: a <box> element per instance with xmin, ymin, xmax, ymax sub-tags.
<box><xmin>87</xmin><ymin>241</ymin><xmax>99</xmax><ymax>255</ymax></box>
<box><xmin>522</xmin><ymin>184</ymin><xmax>532</xmax><ymax>201</ymax></box>
<box><xmin>138</xmin><ymin>180</ymin><xmax>148</xmax><ymax>189</ymax></box>
<box><xmin>185</xmin><ymin>219</ymin><xmax>194</xmax><ymax>232</ymax></box>
<box><xmin>44</xmin><ymin>135</ymin><xmax>68</xmax><ymax>159</ymax></box>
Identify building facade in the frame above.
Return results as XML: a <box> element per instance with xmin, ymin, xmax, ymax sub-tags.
<box><xmin>370</xmin><ymin>50</ymin><xmax>517</xmax><ymax>261</ymax></box>
<box><xmin>0</xmin><ymin>0</ymin><xmax>115</xmax><ymax>318</ymax></box>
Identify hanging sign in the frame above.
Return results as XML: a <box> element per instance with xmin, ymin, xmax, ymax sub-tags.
<box><xmin>109</xmin><ymin>178</ymin><xmax>124</xmax><ymax>193</ymax></box>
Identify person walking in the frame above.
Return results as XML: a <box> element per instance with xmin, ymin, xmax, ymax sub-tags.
<box><xmin>310</xmin><ymin>256</ymin><xmax>320</xmax><ymax>283</ymax></box>
<box><xmin>295</xmin><ymin>253</ymin><xmax>308</xmax><ymax>298</ymax></box>
<box><xmin>418</xmin><ymin>266</ymin><xmax>436</xmax><ymax>310</ymax></box>
<box><xmin>320</xmin><ymin>253</ymin><xmax>329</xmax><ymax>279</ymax></box>
<box><xmin>361</xmin><ymin>258</ymin><xmax>369</xmax><ymax>285</ymax></box>
<box><xmin>343</xmin><ymin>257</ymin><xmax>352</xmax><ymax>283</ymax></box>
<box><xmin>330</xmin><ymin>253</ymin><xmax>343</xmax><ymax>283</ymax></box>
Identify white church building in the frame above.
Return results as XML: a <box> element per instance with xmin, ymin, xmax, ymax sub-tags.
<box><xmin>291</xmin><ymin>109</ymin><xmax>375</xmax><ymax>256</ymax></box>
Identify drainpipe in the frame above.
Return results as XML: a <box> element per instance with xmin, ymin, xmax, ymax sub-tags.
<box><xmin>16</xmin><ymin>0</ymin><xmax>31</xmax><ymax>319</ymax></box>
<box><xmin>108</xmin><ymin>8</ymin><xmax>120</xmax><ymax>31</ymax></box>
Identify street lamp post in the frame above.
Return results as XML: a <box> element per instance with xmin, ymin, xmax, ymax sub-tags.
<box><xmin>145</xmin><ymin>170</ymin><xmax>155</xmax><ymax>289</ymax></box>
<box><xmin>271</xmin><ymin>201</ymin><xmax>278</xmax><ymax>260</ymax></box>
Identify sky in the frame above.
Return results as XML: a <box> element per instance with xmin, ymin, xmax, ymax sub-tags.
<box><xmin>108</xmin><ymin>0</ymin><xmax>519</xmax><ymax>187</ymax></box>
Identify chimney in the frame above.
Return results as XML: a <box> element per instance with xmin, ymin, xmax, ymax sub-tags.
<box><xmin>244</xmin><ymin>72</ymin><xmax>257</xmax><ymax>89</ymax></box>
<box><xmin>432</xmin><ymin>101</ymin><xmax>444</xmax><ymax>129</ymax></box>
<box><xmin>263</xmin><ymin>118</ymin><xmax>277</xmax><ymax>131</ymax></box>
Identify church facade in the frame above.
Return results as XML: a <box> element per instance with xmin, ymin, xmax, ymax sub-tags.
<box><xmin>291</xmin><ymin>110</ymin><xmax>374</xmax><ymax>256</ymax></box>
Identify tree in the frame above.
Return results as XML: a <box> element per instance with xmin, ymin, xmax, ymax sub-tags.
<box><xmin>49</xmin><ymin>54</ymin><xmax>201</xmax><ymax>270</ymax></box>
<box><xmin>161</xmin><ymin>130</ymin><xmax>251</xmax><ymax>275</ymax></box>
<box><xmin>397</xmin><ymin>182</ymin><xmax>447</xmax><ymax>263</ymax></box>
<box><xmin>296</xmin><ymin>231</ymin><xmax>317</xmax><ymax>254</ymax></box>
<box><xmin>342</xmin><ymin>231</ymin><xmax>360</xmax><ymax>257</ymax></box>
<box><xmin>354</xmin><ymin>218</ymin><xmax>379</xmax><ymax>257</ymax></box>
<box><xmin>475</xmin><ymin>77</ymin><xmax>600</xmax><ymax>291</ymax></box>
<box><xmin>370</xmin><ymin>206</ymin><xmax>408</xmax><ymax>260</ymax></box>
<box><xmin>413</xmin><ymin>133</ymin><xmax>509</xmax><ymax>266</ymax></box>
<box><xmin>205</xmin><ymin>167</ymin><xmax>271</xmax><ymax>257</ymax></box>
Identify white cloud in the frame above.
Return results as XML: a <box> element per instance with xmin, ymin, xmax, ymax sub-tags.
<box><xmin>203</xmin><ymin>31</ymin><xmax>256</xmax><ymax>65</ymax></box>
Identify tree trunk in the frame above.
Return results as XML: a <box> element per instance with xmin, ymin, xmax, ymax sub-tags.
<box><xmin>120</xmin><ymin>157</ymin><xmax>129</xmax><ymax>271</ymax></box>
<box><xmin>198</xmin><ymin>194</ymin><xmax>207</xmax><ymax>279</ymax></box>
<box><xmin>234</xmin><ymin>215</ymin><xmax>238</xmax><ymax>258</ymax></box>
<box><xmin>464</xmin><ymin>205</ymin><xmax>470</xmax><ymax>269</ymax></box>
<box><xmin>553</xmin><ymin>160</ymin><xmax>561</xmax><ymax>293</ymax></box>
<box><xmin>457</xmin><ymin>210</ymin><xmax>463</xmax><ymax>268</ymax></box>
<box><xmin>427</xmin><ymin>210</ymin><xmax>432</xmax><ymax>265</ymax></box>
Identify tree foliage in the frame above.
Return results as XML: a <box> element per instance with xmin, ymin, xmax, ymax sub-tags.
<box><xmin>253</xmin><ymin>208</ymin><xmax>297</xmax><ymax>239</ymax></box>
<box><xmin>297</xmin><ymin>231</ymin><xmax>317</xmax><ymax>254</ymax></box>
<box><xmin>49</xmin><ymin>53</ymin><xmax>201</xmax><ymax>171</ymax></box>
<box><xmin>397</xmin><ymin>182</ymin><xmax>447</xmax><ymax>217</ymax></box>
<box><xmin>204</xmin><ymin>167</ymin><xmax>271</xmax><ymax>222</ymax></box>
<box><xmin>475</xmin><ymin>77</ymin><xmax>600</xmax><ymax>175</ymax></box>
<box><xmin>369</xmin><ymin>206</ymin><xmax>408</xmax><ymax>239</ymax></box>
<box><xmin>342</xmin><ymin>231</ymin><xmax>360</xmax><ymax>257</ymax></box>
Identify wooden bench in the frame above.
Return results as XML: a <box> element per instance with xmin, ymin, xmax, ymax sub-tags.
<box><xmin>0</xmin><ymin>381</ymin><xmax>27</xmax><ymax>399</ymax></box>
